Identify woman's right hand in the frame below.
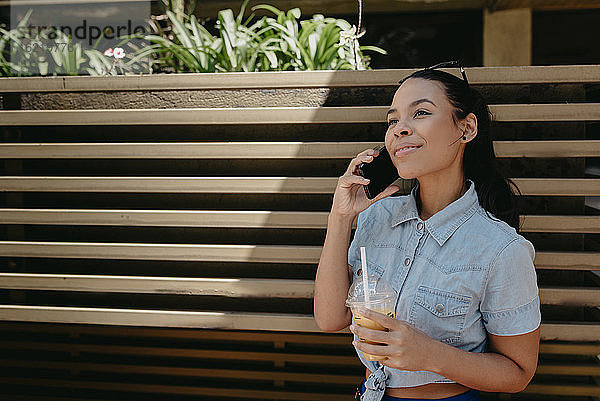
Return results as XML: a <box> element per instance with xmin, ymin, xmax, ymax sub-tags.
<box><xmin>331</xmin><ymin>148</ymin><xmax>401</xmax><ymax>219</ymax></box>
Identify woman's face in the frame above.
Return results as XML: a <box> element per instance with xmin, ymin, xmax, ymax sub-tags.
<box><xmin>384</xmin><ymin>77</ymin><xmax>466</xmax><ymax>180</ymax></box>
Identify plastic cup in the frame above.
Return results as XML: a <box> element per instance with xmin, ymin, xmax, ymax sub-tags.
<box><xmin>345</xmin><ymin>275</ymin><xmax>396</xmax><ymax>361</ymax></box>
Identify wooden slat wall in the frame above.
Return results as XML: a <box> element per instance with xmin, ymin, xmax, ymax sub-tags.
<box><xmin>1</xmin><ymin>65</ymin><xmax>599</xmax><ymax>92</ymax></box>
<box><xmin>0</xmin><ymin>103</ymin><xmax>600</xmax><ymax>125</ymax></box>
<box><xmin>0</xmin><ymin>66</ymin><xmax>599</xmax><ymax>401</ymax></box>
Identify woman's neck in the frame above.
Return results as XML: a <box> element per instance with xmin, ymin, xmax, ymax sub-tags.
<box><xmin>416</xmin><ymin>178</ymin><xmax>468</xmax><ymax>221</ymax></box>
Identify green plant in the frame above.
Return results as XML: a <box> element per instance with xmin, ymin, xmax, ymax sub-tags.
<box><xmin>255</xmin><ymin>4</ymin><xmax>379</xmax><ymax>70</ymax></box>
<box><xmin>124</xmin><ymin>0</ymin><xmax>386</xmax><ymax>73</ymax></box>
<box><xmin>158</xmin><ymin>0</ymin><xmax>199</xmax><ymax>23</ymax></box>
<box><xmin>84</xmin><ymin>36</ymin><xmax>151</xmax><ymax>76</ymax></box>
<box><xmin>214</xmin><ymin>1</ymin><xmax>283</xmax><ymax>72</ymax></box>
<box><xmin>0</xmin><ymin>8</ymin><xmax>151</xmax><ymax>76</ymax></box>
<box><xmin>1</xmin><ymin>1</ymin><xmax>386</xmax><ymax>76</ymax></box>
<box><xmin>122</xmin><ymin>10</ymin><xmax>221</xmax><ymax>73</ymax></box>
<box><xmin>0</xmin><ymin>8</ymin><xmax>48</xmax><ymax>76</ymax></box>
<box><xmin>46</xmin><ymin>30</ymin><xmax>87</xmax><ymax>76</ymax></box>
<box><xmin>0</xmin><ymin>8</ymin><xmax>87</xmax><ymax>76</ymax></box>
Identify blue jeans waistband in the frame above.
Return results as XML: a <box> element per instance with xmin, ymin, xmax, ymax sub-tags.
<box><xmin>359</xmin><ymin>377</ymin><xmax>481</xmax><ymax>401</ymax></box>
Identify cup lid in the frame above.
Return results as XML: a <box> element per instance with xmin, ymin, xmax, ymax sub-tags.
<box><xmin>345</xmin><ymin>275</ymin><xmax>395</xmax><ymax>307</ymax></box>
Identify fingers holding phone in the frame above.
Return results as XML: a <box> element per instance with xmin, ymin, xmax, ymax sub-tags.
<box><xmin>331</xmin><ymin>147</ymin><xmax>399</xmax><ymax>218</ymax></box>
<box><xmin>345</xmin><ymin>148</ymin><xmax>380</xmax><ymax>176</ymax></box>
<box><xmin>357</xmin><ymin>146</ymin><xmax>401</xmax><ymax>200</ymax></box>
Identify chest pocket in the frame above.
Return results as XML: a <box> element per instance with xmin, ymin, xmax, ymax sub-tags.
<box><xmin>409</xmin><ymin>285</ymin><xmax>471</xmax><ymax>345</ymax></box>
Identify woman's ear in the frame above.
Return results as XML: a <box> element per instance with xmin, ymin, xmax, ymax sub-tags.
<box><xmin>463</xmin><ymin>112</ymin><xmax>478</xmax><ymax>141</ymax></box>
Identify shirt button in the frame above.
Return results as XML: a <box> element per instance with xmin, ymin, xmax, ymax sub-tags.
<box><xmin>357</xmin><ymin>269</ymin><xmax>362</xmax><ymax>276</ymax></box>
<box><xmin>417</xmin><ymin>222</ymin><xmax>424</xmax><ymax>231</ymax></box>
<box><xmin>404</xmin><ymin>258</ymin><xmax>410</xmax><ymax>266</ymax></box>
<box><xmin>436</xmin><ymin>303</ymin><xmax>445</xmax><ymax>313</ymax></box>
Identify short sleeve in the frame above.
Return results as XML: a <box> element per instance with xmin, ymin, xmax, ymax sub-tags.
<box><xmin>480</xmin><ymin>237</ymin><xmax>541</xmax><ymax>336</ymax></box>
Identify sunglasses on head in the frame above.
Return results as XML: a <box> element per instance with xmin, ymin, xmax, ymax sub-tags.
<box><xmin>400</xmin><ymin>60</ymin><xmax>469</xmax><ymax>87</ymax></box>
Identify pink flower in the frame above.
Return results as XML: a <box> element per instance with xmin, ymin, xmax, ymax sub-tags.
<box><xmin>113</xmin><ymin>47</ymin><xmax>125</xmax><ymax>59</ymax></box>
<box><xmin>103</xmin><ymin>48</ymin><xmax>114</xmax><ymax>57</ymax></box>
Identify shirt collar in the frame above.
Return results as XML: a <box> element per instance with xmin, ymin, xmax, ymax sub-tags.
<box><xmin>391</xmin><ymin>178</ymin><xmax>479</xmax><ymax>247</ymax></box>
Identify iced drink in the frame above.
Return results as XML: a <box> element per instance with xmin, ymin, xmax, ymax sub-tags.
<box><xmin>345</xmin><ymin>275</ymin><xmax>396</xmax><ymax>361</ymax></box>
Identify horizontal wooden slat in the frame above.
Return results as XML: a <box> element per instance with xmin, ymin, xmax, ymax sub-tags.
<box><xmin>0</xmin><ymin>176</ymin><xmax>339</xmax><ymax>193</ymax></box>
<box><xmin>1</xmin><ymin>359</ymin><xmax>598</xmax><ymax>383</ymax></box>
<box><xmin>0</xmin><ymin>305</ymin><xmax>322</xmax><ymax>331</ymax></box>
<box><xmin>540</xmin><ymin>323</ymin><xmax>600</xmax><ymax>342</ymax></box>
<box><xmin>539</xmin><ymin>287</ymin><xmax>600</xmax><ymax>307</ymax></box>
<box><xmin>0</xmin><ymin>306</ymin><xmax>597</xmax><ymax>341</ymax></box>
<box><xmin>0</xmin><ymin>104</ymin><xmax>599</xmax><ymax>126</ymax></box>
<box><xmin>535</xmin><ymin>363</ymin><xmax>600</xmax><ymax>376</ymax></box>
<box><xmin>533</xmin><ymin>251</ymin><xmax>600</xmax><ymax>270</ymax></box>
<box><xmin>0</xmin><ymin>209</ymin><xmax>597</xmax><ymax>233</ymax></box>
<box><xmin>0</xmin><ymin>273</ymin><xmax>315</xmax><ymax>298</ymax></box>
<box><xmin>195</xmin><ymin>0</ymin><xmax>600</xmax><ymax>17</ymax></box>
<box><xmin>4</xmin><ymin>323</ymin><xmax>595</xmax><ymax>354</ymax></box>
<box><xmin>1</xmin><ymin>140</ymin><xmax>599</xmax><ymax>158</ymax></box>
<box><xmin>0</xmin><ymin>339</ymin><xmax>357</xmax><ymax>364</ymax></box>
<box><xmin>1</xmin><ymin>65</ymin><xmax>600</xmax><ymax>92</ymax></box>
<box><xmin>0</xmin><ymin>377</ymin><xmax>354</xmax><ymax>401</ymax></box>
<box><xmin>0</xmin><ymin>359</ymin><xmax>361</xmax><ymax>383</ymax></box>
<box><xmin>1</xmin><ymin>177</ymin><xmax>598</xmax><ymax>196</ymax></box>
<box><xmin>523</xmin><ymin>383</ymin><xmax>600</xmax><ymax>397</ymax></box>
<box><xmin>0</xmin><ymin>209</ymin><xmax>336</xmax><ymax>229</ymax></box>
<box><xmin>0</xmin><ymin>322</ymin><xmax>352</xmax><ymax>344</ymax></box>
<box><xmin>538</xmin><ymin>342</ymin><xmax>600</xmax><ymax>355</ymax></box>
<box><xmin>0</xmin><ymin>376</ymin><xmax>598</xmax><ymax>400</ymax></box>
<box><xmin>520</xmin><ymin>215</ymin><xmax>600</xmax><ymax>233</ymax></box>
<box><xmin>0</xmin><ymin>241</ymin><xmax>597</xmax><ymax>270</ymax></box>
<box><xmin>0</xmin><ymin>274</ymin><xmax>596</xmax><ymax>307</ymax></box>
<box><xmin>1</xmin><ymin>0</ymin><xmax>598</xmax><ymax>17</ymax></box>
<box><xmin>0</xmin><ymin>241</ymin><xmax>323</xmax><ymax>263</ymax></box>
<box><xmin>0</xmin><ymin>339</ymin><xmax>354</xmax><ymax>364</ymax></box>
<box><xmin>510</xmin><ymin>178</ymin><xmax>600</xmax><ymax>196</ymax></box>
<box><xmin>0</xmin><ymin>142</ymin><xmax>378</xmax><ymax>159</ymax></box>
<box><xmin>0</xmin><ymin>396</ymin><xmax>126</xmax><ymax>401</ymax></box>
<box><xmin>1</xmin><ymin>321</ymin><xmax>597</xmax><ymax>355</ymax></box>
<box><xmin>2</xmin><ymin>376</ymin><xmax>597</xmax><ymax>400</ymax></box>
<box><xmin>491</xmin><ymin>103</ymin><xmax>600</xmax><ymax>121</ymax></box>
<box><xmin>493</xmin><ymin>139</ymin><xmax>600</xmax><ymax>158</ymax></box>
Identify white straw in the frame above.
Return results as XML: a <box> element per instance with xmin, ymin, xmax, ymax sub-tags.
<box><xmin>360</xmin><ymin>246</ymin><xmax>370</xmax><ymax>307</ymax></box>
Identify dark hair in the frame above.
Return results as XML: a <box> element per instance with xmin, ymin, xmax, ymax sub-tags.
<box><xmin>397</xmin><ymin>68</ymin><xmax>523</xmax><ymax>233</ymax></box>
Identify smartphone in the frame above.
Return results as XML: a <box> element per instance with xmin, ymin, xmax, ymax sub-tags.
<box><xmin>356</xmin><ymin>146</ymin><xmax>400</xmax><ymax>199</ymax></box>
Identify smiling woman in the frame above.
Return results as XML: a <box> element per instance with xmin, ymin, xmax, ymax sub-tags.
<box><xmin>313</xmin><ymin>61</ymin><xmax>541</xmax><ymax>401</ymax></box>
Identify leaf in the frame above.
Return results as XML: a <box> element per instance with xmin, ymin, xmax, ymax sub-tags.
<box><xmin>264</xmin><ymin>50</ymin><xmax>277</xmax><ymax>68</ymax></box>
<box><xmin>267</xmin><ymin>20</ymin><xmax>300</xmax><ymax>59</ymax></box>
<box><xmin>288</xmin><ymin>7</ymin><xmax>301</xmax><ymax>19</ymax></box>
<box><xmin>168</xmin><ymin>10</ymin><xmax>194</xmax><ymax>49</ymax></box>
<box><xmin>251</xmin><ymin>4</ymin><xmax>284</xmax><ymax>18</ymax></box>
<box><xmin>298</xmin><ymin>20</ymin><xmax>316</xmax><ymax>43</ymax></box>
<box><xmin>217</xmin><ymin>9</ymin><xmax>238</xmax><ymax>69</ymax></box>
<box><xmin>315</xmin><ymin>23</ymin><xmax>336</xmax><ymax>65</ymax></box>
<box><xmin>243</xmin><ymin>12</ymin><xmax>257</xmax><ymax>27</ymax></box>
<box><xmin>236</xmin><ymin>0</ymin><xmax>251</xmax><ymax>25</ymax></box>
<box><xmin>321</xmin><ymin>43</ymin><xmax>341</xmax><ymax>66</ymax></box>
<box><xmin>308</xmin><ymin>31</ymin><xmax>318</xmax><ymax>62</ymax></box>
<box><xmin>336</xmin><ymin>19</ymin><xmax>352</xmax><ymax>31</ymax></box>
<box><xmin>359</xmin><ymin>45</ymin><xmax>388</xmax><ymax>55</ymax></box>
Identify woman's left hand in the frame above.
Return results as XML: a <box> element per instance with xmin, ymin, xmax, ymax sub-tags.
<box><xmin>349</xmin><ymin>307</ymin><xmax>444</xmax><ymax>372</ymax></box>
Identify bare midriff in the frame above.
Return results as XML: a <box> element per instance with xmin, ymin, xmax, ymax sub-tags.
<box><xmin>365</xmin><ymin>368</ymin><xmax>472</xmax><ymax>399</ymax></box>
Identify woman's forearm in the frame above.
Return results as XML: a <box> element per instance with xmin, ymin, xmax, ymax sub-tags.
<box><xmin>427</xmin><ymin>340</ymin><xmax>530</xmax><ymax>393</ymax></box>
<box><xmin>313</xmin><ymin>212</ymin><xmax>355</xmax><ymax>332</ymax></box>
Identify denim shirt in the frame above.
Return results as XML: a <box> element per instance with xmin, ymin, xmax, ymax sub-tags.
<box><xmin>347</xmin><ymin>178</ymin><xmax>541</xmax><ymax>399</ymax></box>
